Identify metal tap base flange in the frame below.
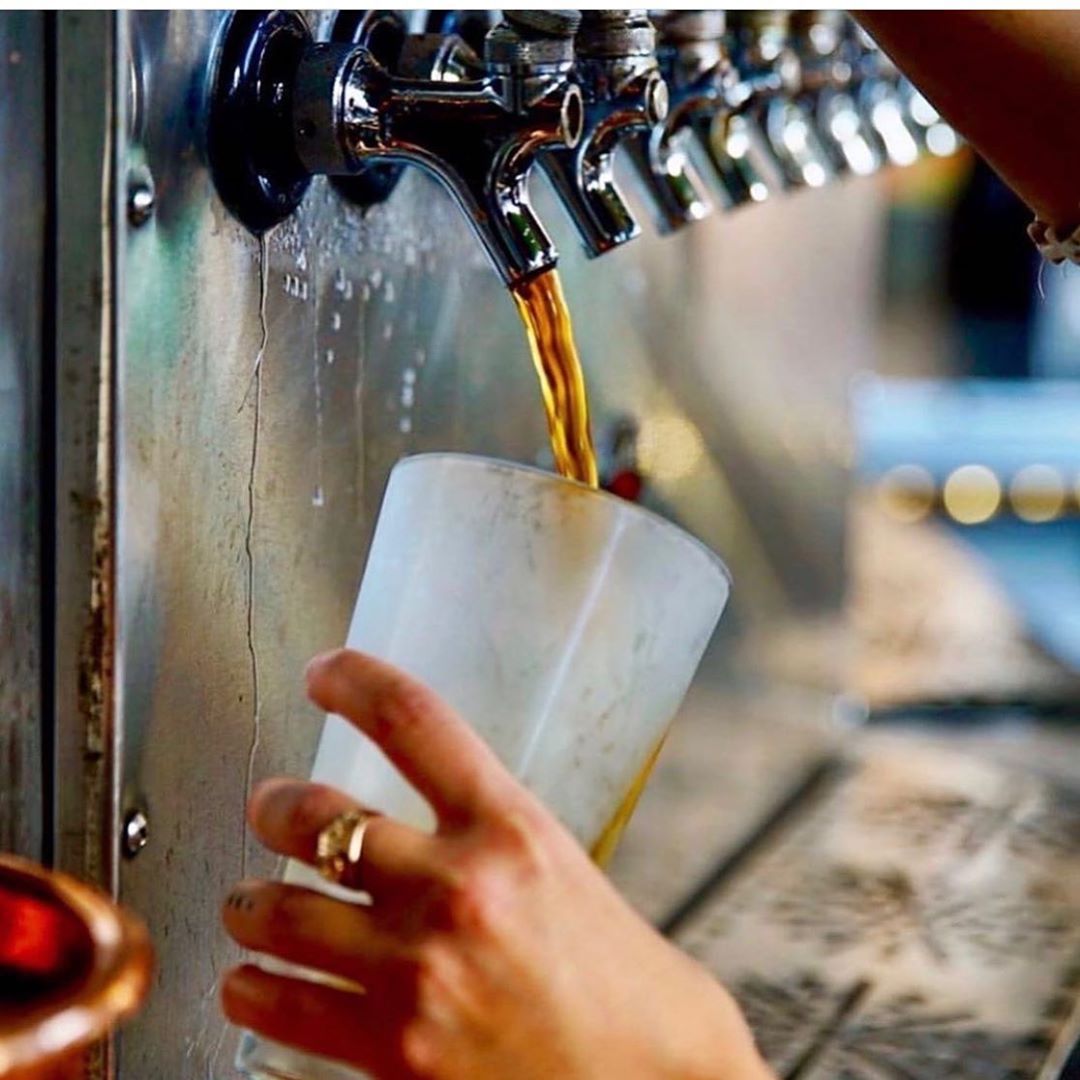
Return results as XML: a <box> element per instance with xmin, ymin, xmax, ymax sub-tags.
<box><xmin>207</xmin><ymin>10</ymin><xmax>313</xmax><ymax>235</ymax></box>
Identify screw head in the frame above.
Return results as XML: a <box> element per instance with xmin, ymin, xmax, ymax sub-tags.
<box><xmin>127</xmin><ymin>169</ymin><xmax>155</xmax><ymax>227</ymax></box>
<box><xmin>122</xmin><ymin>809</ymin><xmax>149</xmax><ymax>857</ymax></box>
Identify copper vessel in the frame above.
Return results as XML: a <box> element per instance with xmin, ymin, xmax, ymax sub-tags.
<box><xmin>0</xmin><ymin>855</ymin><xmax>152</xmax><ymax>1079</ymax></box>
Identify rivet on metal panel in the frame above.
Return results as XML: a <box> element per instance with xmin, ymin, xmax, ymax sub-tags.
<box><xmin>122</xmin><ymin>808</ymin><xmax>149</xmax><ymax>857</ymax></box>
<box><xmin>127</xmin><ymin>168</ymin><xmax>154</xmax><ymax>227</ymax></box>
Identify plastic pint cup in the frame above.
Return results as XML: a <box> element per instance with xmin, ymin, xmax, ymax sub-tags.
<box><xmin>237</xmin><ymin>453</ymin><xmax>731</xmax><ymax>1080</ymax></box>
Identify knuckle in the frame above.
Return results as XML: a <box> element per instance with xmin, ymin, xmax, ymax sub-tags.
<box><xmin>398</xmin><ymin>1021</ymin><xmax>440</xmax><ymax>1077</ymax></box>
<box><xmin>285</xmin><ymin>786</ymin><xmax>329</xmax><ymax>839</ymax></box>
<box><xmin>399</xmin><ymin>944</ymin><xmax>452</xmax><ymax>1011</ymax></box>
<box><xmin>494</xmin><ymin>810</ymin><xmax>547</xmax><ymax>870</ymax></box>
<box><xmin>262</xmin><ymin>888</ymin><xmax>304</xmax><ymax>947</ymax></box>
<box><xmin>440</xmin><ymin>868</ymin><xmax>501</xmax><ymax>936</ymax></box>
<box><xmin>375</xmin><ymin>678</ymin><xmax>432</xmax><ymax>739</ymax></box>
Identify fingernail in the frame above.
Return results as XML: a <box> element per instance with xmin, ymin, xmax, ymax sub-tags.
<box><xmin>306</xmin><ymin>647</ymin><xmax>347</xmax><ymax>673</ymax></box>
<box><xmin>250</xmin><ymin>775</ymin><xmax>291</xmax><ymax>809</ymax></box>
<box><xmin>223</xmin><ymin>884</ymin><xmax>257</xmax><ymax>913</ymax></box>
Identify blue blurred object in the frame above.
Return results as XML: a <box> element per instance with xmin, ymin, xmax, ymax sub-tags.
<box><xmin>855</xmin><ymin>376</ymin><xmax>1080</xmax><ymax>673</ymax></box>
<box><xmin>1031</xmin><ymin>265</ymin><xmax>1080</xmax><ymax>379</ymax></box>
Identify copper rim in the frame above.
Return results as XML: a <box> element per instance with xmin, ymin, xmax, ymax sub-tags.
<box><xmin>0</xmin><ymin>854</ymin><xmax>153</xmax><ymax>1076</ymax></box>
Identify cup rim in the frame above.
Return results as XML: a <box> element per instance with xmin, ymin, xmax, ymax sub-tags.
<box><xmin>394</xmin><ymin>452</ymin><xmax>733</xmax><ymax>588</ymax></box>
<box><xmin>0</xmin><ymin>853</ymin><xmax>153</xmax><ymax>1072</ymax></box>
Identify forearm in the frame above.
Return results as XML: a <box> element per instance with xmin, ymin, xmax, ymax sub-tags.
<box><xmin>855</xmin><ymin>11</ymin><xmax>1080</xmax><ymax>229</ymax></box>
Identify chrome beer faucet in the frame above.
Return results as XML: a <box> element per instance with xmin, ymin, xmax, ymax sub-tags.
<box><xmin>725</xmin><ymin>11</ymin><xmax>835</xmax><ymax>192</ymax></box>
<box><xmin>627</xmin><ymin>10</ymin><xmax>770</xmax><ymax>231</ymax></box>
<box><xmin>791</xmin><ymin>12</ymin><xmax>882</xmax><ymax>178</ymax></box>
<box><xmin>896</xmin><ymin>76</ymin><xmax>960</xmax><ymax>158</ymax></box>
<box><xmin>852</xmin><ymin>29</ymin><xmax>923</xmax><ymax>168</ymax></box>
<box><xmin>208</xmin><ymin>10</ymin><xmax>583</xmax><ymax>286</ymax></box>
<box><xmin>537</xmin><ymin>10</ymin><xmax>669</xmax><ymax>257</ymax></box>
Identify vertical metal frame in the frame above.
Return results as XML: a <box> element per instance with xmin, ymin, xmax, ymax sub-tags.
<box><xmin>51</xmin><ymin>7</ymin><xmax>122</xmax><ymax>911</ymax></box>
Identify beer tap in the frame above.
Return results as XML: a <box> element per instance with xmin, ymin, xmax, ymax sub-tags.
<box><xmin>790</xmin><ymin>12</ymin><xmax>882</xmax><ymax>178</ymax></box>
<box><xmin>207</xmin><ymin>10</ymin><xmax>583</xmax><ymax>287</ymax></box>
<box><xmin>853</xmin><ymin>30</ymin><xmax>922</xmax><ymax>168</ymax></box>
<box><xmin>897</xmin><ymin>76</ymin><xmax>960</xmax><ymax>158</ymax></box>
<box><xmin>726</xmin><ymin>11</ymin><xmax>835</xmax><ymax>192</ymax></box>
<box><xmin>626</xmin><ymin>10</ymin><xmax>767</xmax><ymax>231</ymax></box>
<box><xmin>537</xmin><ymin>10</ymin><xmax>670</xmax><ymax>257</ymax></box>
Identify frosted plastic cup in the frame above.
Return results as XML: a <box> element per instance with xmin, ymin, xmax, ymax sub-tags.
<box><xmin>237</xmin><ymin>452</ymin><xmax>731</xmax><ymax>1080</ymax></box>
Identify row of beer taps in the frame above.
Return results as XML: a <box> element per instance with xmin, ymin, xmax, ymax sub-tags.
<box><xmin>209</xmin><ymin>9</ymin><xmax>959</xmax><ymax>286</ymax></box>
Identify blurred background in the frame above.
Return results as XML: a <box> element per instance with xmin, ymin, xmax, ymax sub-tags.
<box><xmin>854</xmin><ymin>151</ymin><xmax>1080</xmax><ymax>708</ymax></box>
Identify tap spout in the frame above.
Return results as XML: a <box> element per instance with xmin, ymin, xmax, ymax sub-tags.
<box><xmin>538</xmin><ymin>11</ymin><xmax>669</xmax><ymax>257</ymax></box>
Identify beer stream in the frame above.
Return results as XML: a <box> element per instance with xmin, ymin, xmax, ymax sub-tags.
<box><xmin>510</xmin><ymin>268</ymin><xmax>660</xmax><ymax>866</ymax></box>
<box><xmin>511</xmin><ymin>269</ymin><xmax>599</xmax><ymax>489</ymax></box>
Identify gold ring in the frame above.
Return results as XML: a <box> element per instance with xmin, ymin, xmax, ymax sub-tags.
<box><xmin>315</xmin><ymin>809</ymin><xmax>381</xmax><ymax>891</ymax></box>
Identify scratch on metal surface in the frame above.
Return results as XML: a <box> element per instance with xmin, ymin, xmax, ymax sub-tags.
<box><xmin>312</xmin><ymin>257</ymin><xmax>325</xmax><ymax>508</ymax></box>
<box><xmin>206</xmin><ymin>1017</ymin><xmax>230</xmax><ymax>1079</ymax></box>
<box><xmin>241</xmin><ymin>235</ymin><xmax>269</xmax><ymax>878</ymax></box>
<box><xmin>186</xmin><ymin>976</ymin><xmax>219</xmax><ymax>1062</ymax></box>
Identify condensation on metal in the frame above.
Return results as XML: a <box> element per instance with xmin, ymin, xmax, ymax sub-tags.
<box><xmin>0</xmin><ymin>12</ymin><xmax>45</xmax><ymax>862</ymax></box>
<box><xmin>111</xmin><ymin>11</ymin><xmax>881</xmax><ymax>1077</ymax></box>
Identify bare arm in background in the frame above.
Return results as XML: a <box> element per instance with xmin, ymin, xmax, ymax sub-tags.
<box><xmin>856</xmin><ymin>11</ymin><xmax>1080</xmax><ymax>231</ymax></box>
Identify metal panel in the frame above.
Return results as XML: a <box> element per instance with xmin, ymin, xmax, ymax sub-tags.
<box><xmin>0</xmin><ymin>13</ymin><xmax>44</xmax><ymax>861</ymax></box>
<box><xmin>112</xmin><ymin>11</ymin><xmax>883</xmax><ymax>1077</ymax></box>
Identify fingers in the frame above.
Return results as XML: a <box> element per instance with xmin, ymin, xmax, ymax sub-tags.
<box><xmin>248</xmin><ymin>778</ymin><xmax>442</xmax><ymax>896</ymax></box>
<box><xmin>223</xmin><ymin>880</ymin><xmax>390</xmax><ymax>984</ymax></box>
<box><xmin>305</xmin><ymin>650</ymin><xmax>515</xmax><ymax>825</ymax></box>
<box><xmin>222</xmin><ymin>963</ymin><xmax>398</xmax><ymax>1077</ymax></box>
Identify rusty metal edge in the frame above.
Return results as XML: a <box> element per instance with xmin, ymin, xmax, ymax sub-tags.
<box><xmin>50</xmin><ymin>11</ymin><xmax>123</xmax><ymax>1079</ymax></box>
